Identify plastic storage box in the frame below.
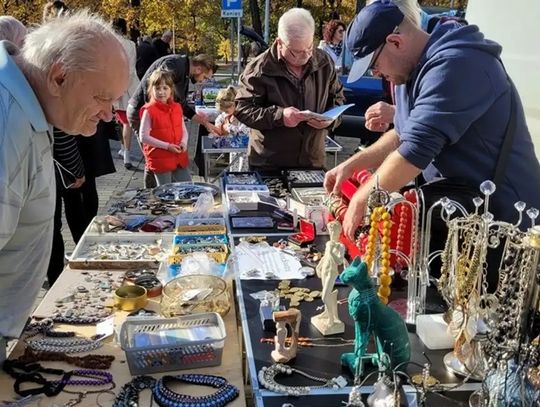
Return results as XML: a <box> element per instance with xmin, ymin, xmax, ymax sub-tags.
<box><xmin>119</xmin><ymin>312</ymin><xmax>226</xmax><ymax>374</ymax></box>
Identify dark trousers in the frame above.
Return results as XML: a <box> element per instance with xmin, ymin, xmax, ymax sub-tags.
<box><xmin>46</xmin><ymin>177</ymin><xmax>99</xmax><ymax>286</ymax></box>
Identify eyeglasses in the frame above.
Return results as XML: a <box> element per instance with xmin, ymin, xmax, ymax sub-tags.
<box><xmin>368</xmin><ymin>26</ymin><xmax>400</xmax><ymax>73</ymax></box>
<box><xmin>281</xmin><ymin>41</ymin><xmax>313</xmax><ymax>59</ymax></box>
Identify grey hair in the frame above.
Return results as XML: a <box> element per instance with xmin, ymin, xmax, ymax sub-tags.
<box><xmin>0</xmin><ymin>16</ymin><xmax>27</xmax><ymax>48</ymax></box>
<box><xmin>21</xmin><ymin>10</ymin><xmax>124</xmax><ymax>78</ymax></box>
<box><xmin>277</xmin><ymin>8</ymin><xmax>315</xmax><ymax>43</ymax></box>
<box><xmin>365</xmin><ymin>0</ymin><xmax>421</xmax><ymax>28</ymax></box>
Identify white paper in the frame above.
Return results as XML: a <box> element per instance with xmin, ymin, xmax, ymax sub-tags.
<box><xmin>300</xmin><ymin>103</ymin><xmax>355</xmax><ymax>121</ymax></box>
<box><xmin>96</xmin><ymin>316</ymin><xmax>115</xmax><ymax>340</ymax></box>
<box><xmin>234</xmin><ymin>242</ymin><xmax>304</xmax><ymax>280</ymax></box>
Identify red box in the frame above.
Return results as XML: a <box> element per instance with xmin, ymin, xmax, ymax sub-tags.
<box><xmin>288</xmin><ymin>219</ymin><xmax>316</xmax><ymax>247</ymax></box>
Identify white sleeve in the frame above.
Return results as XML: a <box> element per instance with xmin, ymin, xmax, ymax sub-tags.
<box><xmin>181</xmin><ymin>118</ymin><xmax>189</xmax><ymax>145</ymax></box>
<box><xmin>139</xmin><ymin>110</ymin><xmax>170</xmax><ymax>150</ymax></box>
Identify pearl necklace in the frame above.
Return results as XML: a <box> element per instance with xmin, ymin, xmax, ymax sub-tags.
<box><xmin>258</xmin><ymin>363</ymin><xmax>347</xmax><ymax>396</ymax></box>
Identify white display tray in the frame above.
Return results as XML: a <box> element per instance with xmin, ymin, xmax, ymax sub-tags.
<box><xmin>69</xmin><ymin>233</ymin><xmax>174</xmax><ymax>269</ymax></box>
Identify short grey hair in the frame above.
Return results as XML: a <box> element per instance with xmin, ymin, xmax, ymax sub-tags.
<box><xmin>277</xmin><ymin>8</ymin><xmax>315</xmax><ymax>43</ymax></box>
<box><xmin>21</xmin><ymin>10</ymin><xmax>124</xmax><ymax>77</ymax></box>
<box><xmin>365</xmin><ymin>0</ymin><xmax>421</xmax><ymax>27</ymax></box>
<box><xmin>0</xmin><ymin>16</ymin><xmax>27</xmax><ymax>48</ymax></box>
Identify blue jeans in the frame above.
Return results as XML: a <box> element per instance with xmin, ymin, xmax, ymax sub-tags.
<box><xmin>154</xmin><ymin>167</ymin><xmax>192</xmax><ymax>185</ymax></box>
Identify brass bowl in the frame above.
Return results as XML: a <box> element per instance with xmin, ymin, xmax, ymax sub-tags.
<box><xmin>114</xmin><ymin>285</ymin><xmax>148</xmax><ymax>311</ymax></box>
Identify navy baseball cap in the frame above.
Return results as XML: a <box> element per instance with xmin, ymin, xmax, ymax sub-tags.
<box><xmin>346</xmin><ymin>1</ymin><xmax>405</xmax><ymax>83</ymax></box>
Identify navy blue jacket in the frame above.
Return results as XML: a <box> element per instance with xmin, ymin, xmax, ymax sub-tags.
<box><xmin>395</xmin><ymin>23</ymin><xmax>540</xmax><ymax>222</ymax></box>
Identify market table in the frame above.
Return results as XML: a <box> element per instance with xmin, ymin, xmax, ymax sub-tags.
<box><xmin>201</xmin><ymin>136</ymin><xmax>343</xmax><ymax>179</ymax></box>
<box><xmin>0</xmin><ymin>267</ymin><xmax>246</xmax><ymax>407</ymax></box>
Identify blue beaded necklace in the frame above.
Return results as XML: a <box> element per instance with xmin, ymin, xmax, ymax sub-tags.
<box><xmin>153</xmin><ymin>374</ymin><xmax>239</xmax><ymax>407</ymax></box>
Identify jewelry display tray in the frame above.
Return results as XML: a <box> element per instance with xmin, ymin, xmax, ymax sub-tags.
<box><xmin>119</xmin><ymin>312</ymin><xmax>227</xmax><ymax>375</ymax></box>
<box><xmin>69</xmin><ymin>233</ymin><xmax>174</xmax><ymax>270</ymax></box>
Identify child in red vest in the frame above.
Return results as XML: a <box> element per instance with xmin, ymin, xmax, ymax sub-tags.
<box><xmin>139</xmin><ymin>70</ymin><xmax>191</xmax><ymax>185</ymax></box>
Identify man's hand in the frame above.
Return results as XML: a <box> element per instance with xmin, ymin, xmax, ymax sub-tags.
<box><xmin>70</xmin><ymin>176</ymin><xmax>85</xmax><ymax>189</ymax></box>
<box><xmin>205</xmin><ymin>123</ymin><xmax>220</xmax><ymax>134</ymax></box>
<box><xmin>283</xmin><ymin>107</ymin><xmax>306</xmax><ymax>128</ymax></box>
<box><xmin>306</xmin><ymin>118</ymin><xmax>333</xmax><ymax>129</ymax></box>
<box><xmin>342</xmin><ymin>191</ymin><xmax>368</xmax><ymax>241</ymax></box>
<box><xmin>167</xmin><ymin>144</ymin><xmax>183</xmax><ymax>154</ymax></box>
<box><xmin>324</xmin><ymin>161</ymin><xmax>354</xmax><ymax>195</ymax></box>
<box><xmin>365</xmin><ymin>101</ymin><xmax>395</xmax><ymax>132</ymax></box>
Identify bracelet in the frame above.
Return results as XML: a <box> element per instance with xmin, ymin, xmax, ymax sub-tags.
<box><xmin>113</xmin><ymin>375</ymin><xmax>156</xmax><ymax>407</ymax></box>
<box><xmin>258</xmin><ymin>363</ymin><xmax>347</xmax><ymax>396</ymax></box>
<box><xmin>15</xmin><ymin>347</ymin><xmax>115</xmax><ymax>369</ymax></box>
<box><xmin>153</xmin><ymin>374</ymin><xmax>239</xmax><ymax>407</ymax></box>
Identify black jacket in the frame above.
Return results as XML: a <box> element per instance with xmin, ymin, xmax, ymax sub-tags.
<box><xmin>136</xmin><ymin>40</ymin><xmax>159</xmax><ymax>80</ymax></box>
<box><xmin>128</xmin><ymin>54</ymin><xmax>196</xmax><ymax>126</ymax></box>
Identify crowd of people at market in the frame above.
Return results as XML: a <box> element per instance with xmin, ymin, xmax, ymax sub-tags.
<box><xmin>1</xmin><ymin>0</ymin><xmax>540</xmax><ymax>366</ymax></box>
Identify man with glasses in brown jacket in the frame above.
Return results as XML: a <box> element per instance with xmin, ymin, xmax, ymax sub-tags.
<box><xmin>235</xmin><ymin>8</ymin><xmax>345</xmax><ymax>170</ymax></box>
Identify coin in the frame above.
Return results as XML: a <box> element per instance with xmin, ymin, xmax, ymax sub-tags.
<box><xmin>290</xmin><ymin>300</ymin><xmax>300</xmax><ymax>307</ymax></box>
<box><xmin>289</xmin><ymin>287</ymin><xmax>301</xmax><ymax>292</ymax></box>
<box><xmin>309</xmin><ymin>291</ymin><xmax>320</xmax><ymax>298</ymax></box>
<box><xmin>304</xmin><ymin>297</ymin><xmax>314</xmax><ymax>302</ymax></box>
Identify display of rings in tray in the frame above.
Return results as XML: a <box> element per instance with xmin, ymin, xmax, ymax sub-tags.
<box><xmin>114</xmin><ymin>285</ymin><xmax>148</xmax><ymax>311</ymax></box>
<box><xmin>160</xmin><ymin>275</ymin><xmax>231</xmax><ymax>317</ymax></box>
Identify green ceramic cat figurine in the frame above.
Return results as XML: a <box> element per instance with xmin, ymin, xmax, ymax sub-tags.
<box><xmin>340</xmin><ymin>257</ymin><xmax>411</xmax><ymax>376</ymax></box>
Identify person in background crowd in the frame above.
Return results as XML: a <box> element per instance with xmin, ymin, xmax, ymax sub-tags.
<box><xmin>235</xmin><ymin>8</ymin><xmax>344</xmax><ymax>170</ymax></box>
<box><xmin>0</xmin><ymin>11</ymin><xmax>128</xmax><ymax>363</ymax></box>
<box><xmin>153</xmin><ymin>30</ymin><xmax>172</xmax><ymax>58</ymax></box>
<box><xmin>112</xmin><ymin>17</ymin><xmax>140</xmax><ymax>170</ymax></box>
<box><xmin>325</xmin><ymin>1</ymin><xmax>540</xmax><ymax>242</ymax></box>
<box><xmin>42</xmin><ymin>0</ymin><xmax>69</xmax><ymax>21</ymax></box>
<box><xmin>140</xmin><ymin>70</ymin><xmax>191</xmax><ymax>185</ymax></box>
<box><xmin>127</xmin><ymin>53</ymin><xmax>219</xmax><ymax>187</ymax></box>
<box><xmin>0</xmin><ymin>16</ymin><xmax>26</xmax><ymax>48</ymax></box>
<box><xmin>135</xmin><ymin>35</ymin><xmax>159</xmax><ymax>79</ymax></box>
<box><xmin>319</xmin><ymin>19</ymin><xmax>346</xmax><ymax>72</ymax></box>
<box><xmin>213</xmin><ymin>86</ymin><xmax>250</xmax><ymax>171</ymax></box>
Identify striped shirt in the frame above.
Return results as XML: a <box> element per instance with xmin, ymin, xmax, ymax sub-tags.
<box><xmin>53</xmin><ymin>129</ymin><xmax>84</xmax><ymax>189</ymax></box>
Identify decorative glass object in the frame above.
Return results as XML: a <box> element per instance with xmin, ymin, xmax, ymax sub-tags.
<box><xmin>160</xmin><ymin>274</ymin><xmax>231</xmax><ymax>317</ymax></box>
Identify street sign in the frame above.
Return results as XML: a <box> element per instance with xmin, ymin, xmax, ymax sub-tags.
<box><xmin>221</xmin><ymin>0</ymin><xmax>243</xmax><ymax>18</ymax></box>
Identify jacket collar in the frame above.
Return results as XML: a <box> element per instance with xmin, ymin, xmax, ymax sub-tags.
<box><xmin>260</xmin><ymin>40</ymin><xmax>328</xmax><ymax>78</ymax></box>
<box><xmin>0</xmin><ymin>41</ymin><xmax>49</xmax><ymax>133</ymax></box>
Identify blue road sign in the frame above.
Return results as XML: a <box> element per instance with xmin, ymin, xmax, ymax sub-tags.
<box><xmin>222</xmin><ymin>0</ymin><xmax>243</xmax><ymax>17</ymax></box>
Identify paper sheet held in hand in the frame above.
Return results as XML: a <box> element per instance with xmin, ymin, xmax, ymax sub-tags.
<box><xmin>301</xmin><ymin>103</ymin><xmax>355</xmax><ymax>121</ymax></box>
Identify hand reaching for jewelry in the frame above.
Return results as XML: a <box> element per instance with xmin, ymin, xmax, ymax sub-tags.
<box><xmin>343</xmin><ymin>191</ymin><xmax>368</xmax><ymax>241</ymax></box>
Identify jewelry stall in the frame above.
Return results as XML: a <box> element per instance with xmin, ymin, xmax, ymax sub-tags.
<box><xmin>2</xmin><ymin>172</ymin><xmax>540</xmax><ymax>407</ymax></box>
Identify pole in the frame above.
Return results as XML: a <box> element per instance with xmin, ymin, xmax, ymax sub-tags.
<box><xmin>237</xmin><ymin>16</ymin><xmax>241</xmax><ymax>82</ymax></box>
<box><xmin>264</xmin><ymin>0</ymin><xmax>270</xmax><ymax>44</ymax></box>
<box><xmin>172</xmin><ymin>19</ymin><xmax>175</xmax><ymax>54</ymax></box>
<box><xmin>230</xmin><ymin>19</ymin><xmax>235</xmax><ymax>82</ymax></box>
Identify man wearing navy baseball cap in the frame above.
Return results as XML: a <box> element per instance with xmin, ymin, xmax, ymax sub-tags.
<box><xmin>325</xmin><ymin>0</ymin><xmax>540</xmax><ymax>241</ymax></box>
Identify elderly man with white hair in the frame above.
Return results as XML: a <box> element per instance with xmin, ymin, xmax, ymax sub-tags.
<box><xmin>235</xmin><ymin>8</ymin><xmax>344</xmax><ymax>170</ymax></box>
<box><xmin>0</xmin><ymin>11</ymin><xmax>129</xmax><ymax>362</ymax></box>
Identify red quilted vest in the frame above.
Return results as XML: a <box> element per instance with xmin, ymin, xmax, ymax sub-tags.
<box><xmin>140</xmin><ymin>100</ymin><xmax>188</xmax><ymax>173</ymax></box>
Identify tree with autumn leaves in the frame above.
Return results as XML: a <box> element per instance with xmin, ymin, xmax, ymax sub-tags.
<box><xmin>2</xmin><ymin>0</ymin><xmax>466</xmax><ymax>59</ymax></box>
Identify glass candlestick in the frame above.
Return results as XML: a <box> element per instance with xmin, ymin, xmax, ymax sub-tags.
<box><xmin>473</xmin><ymin>197</ymin><xmax>484</xmax><ymax>215</ymax></box>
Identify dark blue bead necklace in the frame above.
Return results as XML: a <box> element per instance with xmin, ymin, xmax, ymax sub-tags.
<box><xmin>153</xmin><ymin>374</ymin><xmax>239</xmax><ymax>407</ymax></box>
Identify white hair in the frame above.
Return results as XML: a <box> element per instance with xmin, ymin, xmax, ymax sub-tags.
<box><xmin>277</xmin><ymin>8</ymin><xmax>315</xmax><ymax>43</ymax></box>
<box><xmin>0</xmin><ymin>16</ymin><xmax>27</xmax><ymax>48</ymax></box>
<box><xmin>366</xmin><ymin>0</ymin><xmax>421</xmax><ymax>28</ymax></box>
<box><xmin>21</xmin><ymin>10</ymin><xmax>124</xmax><ymax>77</ymax></box>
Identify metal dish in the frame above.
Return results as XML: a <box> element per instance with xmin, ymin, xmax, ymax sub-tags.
<box><xmin>153</xmin><ymin>182</ymin><xmax>220</xmax><ymax>204</ymax></box>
